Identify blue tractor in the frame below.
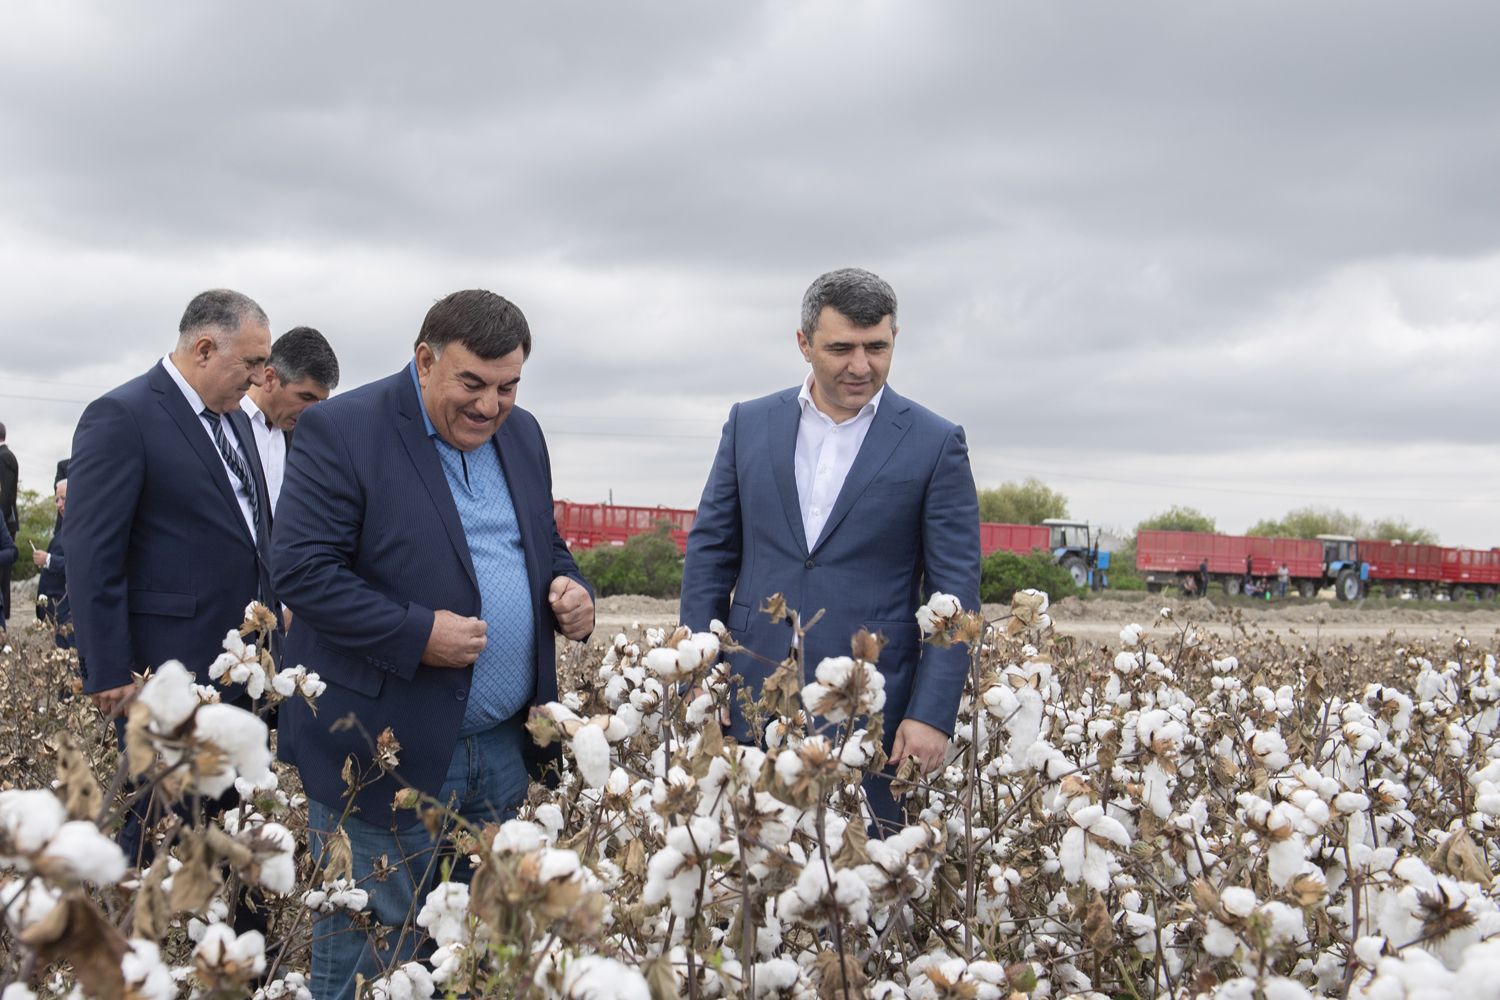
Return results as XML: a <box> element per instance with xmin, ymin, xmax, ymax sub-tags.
<box><xmin>1043</xmin><ymin>519</ymin><xmax>1111</xmax><ymax>590</ymax></box>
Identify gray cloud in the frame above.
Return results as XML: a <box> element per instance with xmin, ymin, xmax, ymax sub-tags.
<box><xmin>2</xmin><ymin>1</ymin><xmax>1499</xmax><ymax>545</ymax></box>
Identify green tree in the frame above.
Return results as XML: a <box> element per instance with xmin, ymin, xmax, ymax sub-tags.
<box><xmin>1135</xmin><ymin>506</ymin><xmax>1218</xmax><ymax>534</ymax></box>
<box><xmin>9</xmin><ymin>488</ymin><xmax>57</xmax><ymax>584</ymax></box>
<box><xmin>979</xmin><ymin>550</ymin><xmax>1083</xmax><ymax>604</ymax></box>
<box><xmin>572</xmin><ymin>522</ymin><xmax>684</xmax><ymax>598</ymax></box>
<box><xmin>1248</xmin><ymin>506</ymin><xmax>1368</xmax><ymax>539</ymax></box>
<box><xmin>1363</xmin><ymin>518</ymin><xmax>1439</xmax><ymax>545</ymax></box>
<box><xmin>977</xmin><ymin>478</ymin><xmax>1068</xmax><ymax>525</ymax></box>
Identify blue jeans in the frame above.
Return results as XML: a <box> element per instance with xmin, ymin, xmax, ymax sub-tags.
<box><xmin>305</xmin><ymin>722</ymin><xmax>529</xmax><ymax>1000</ymax></box>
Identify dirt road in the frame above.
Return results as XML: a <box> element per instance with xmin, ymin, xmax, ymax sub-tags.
<box><xmin>591</xmin><ymin>593</ymin><xmax>1500</xmax><ymax>646</ymax></box>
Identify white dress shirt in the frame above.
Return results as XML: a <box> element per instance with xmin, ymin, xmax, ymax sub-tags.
<box><xmin>239</xmin><ymin>394</ymin><xmax>286</xmax><ymax>515</ymax></box>
<box><xmin>794</xmin><ymin>375</ymin><xmax>884</xmax><ymax>548</ymax></box>
<box><xmin>161</xmin><ymin>355</ymin><xmax>258</xmax><ymax>538</ymax></box>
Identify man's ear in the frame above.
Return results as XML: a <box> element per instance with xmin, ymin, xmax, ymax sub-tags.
<box><xmin>414</xmin><ymin>342</ymin><xmax>437</xmax><ymax>382</ymax></box>
<box><xmin>795</xmin><ymin>329</ymin><xmax>812</xmax><ymax>362</ymax></box>
<box><xmin>262</xmin><ymin>365</ymin><xmax>281</xmax><ymax>391</ymax></box>
<box><xmin>193</xmin><ymin>334</ymin><xmax>217</xmax><ymax>365</ymax></box>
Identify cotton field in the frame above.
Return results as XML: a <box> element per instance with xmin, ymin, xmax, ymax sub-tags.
<box><xmin>3</xmin><ymin>594</ymin><xmax>1500</xmax><ymax>999</ymax></box>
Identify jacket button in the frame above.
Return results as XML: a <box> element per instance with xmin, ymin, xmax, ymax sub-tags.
<box><xmin>455</xmin><ymin>689</ymin><xmax>467</xmax><ymax>701</ymax></box>
<box><xmin>805</xmin><ymin>558</ymin><xmax>815</xmax><ymax>569</ymax></box>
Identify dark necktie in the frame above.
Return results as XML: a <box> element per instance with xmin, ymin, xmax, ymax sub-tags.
<box><xmin>201</xmin><ymin>409</ymin><xmax>260</xmax><ymax>539</ymax></box>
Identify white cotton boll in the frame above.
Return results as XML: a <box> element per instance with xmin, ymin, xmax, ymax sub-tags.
<box><xmin>1219</xmin><ymin>886</ymin><xmax>1257</xmax><ymax>918</ymax></box>
<box><xmin>570</xmin><ymin>725</ymin><xmax>612</xmax><ymax>789</ymax></box>
<box><xmin>1114</xmin><ymin>651</ymin><xmax>1140</xmax><ymax>674</ymax></box>
<box><xmin>195</xmin><ymin>925</ymin><xmax>267</xmax><ymax>977</ymax></box>
<box><xmin>753</xmin><ymin>957</ymin><xmax>800</xmax><ymax>996</ymax></box>
<box><xmin>492</xmin><ymin>820</ymin><xmax>545</xmax><ymax>854</ymax></box>
<box><xmin>370</xmin><ymin>962</ymin><xmax>436</xmax><ymax>1000</ymax></box>
<box><xmin>1119</xmin><ymin>623</ymin><xmax>1144</xmax><ymax>647</ymax></box>
<box><xmin>191</xmin><ymin>703</ymin><xmax>273</xmax><ymax>798</ymax></box>
<box><xmin>271</xmin><ymin>671</ymin><xmax>298</xmax><ymax>698</ymax></box>
<box><xmin>556</xmin><ymin>955</ymin><xmax>651</xmax><ymax>1000</ymax></box>
<box><xmin>0</xmin><ymin>789</ymin><xmax>67</xmax><ymax>857</ymax></box>
<box><xmin>37</xmin><ymin>821</ymin><xmax>128</xmax><ymax>885</ymax></box>
<box><xmin>1250</xmin><ymin>730</ymin><xmax>1291</xmax><ymax>771</ymax></box>
<box><xmin>536</xmin><ymin>849</ymin><xmax>581</xmax><ymax>884</ymax></box>
<box><xmin>1203</xmin><ymin>918</ymin><xmax>1240</xmax><ymax>958</ymax></box>
<box><xmin>0</xmin><ymin>879</ymin><xmax>59</xmax><ymax>935</ymax></box>
<box><xmin>644</xmin><ymin>647</ymin><xmax>687</xmax><ymax>680</ymax></box>
<box><xmin>534</xmin><ymin>803</ymin><xmax>564</xmax><ymax>842</ymax></box>
<box><xmin>1</xmin><ymin>985</ymin><xmax>37</xmax><ymax>1000</ymax></box>
<box><xmin>250</xmin><ymin>823</ymin><xmax>296</xmax><ymax>894</ymax></box>
<box><xmin>121</xmin><ymin>940</ymin><xmax>176</xmax><ymax>1000</ymax></box>
<box><xmin>416</xmin><ymin>883</ymin><xmax>470</xmax><ymax>948</ymax></box>
<box><xmin>1267</xmin><ymin>836</ymin><xmax>1308</xmax><ymax>889</ymax></box>
<box><xmin>137</xmin><ymin>660</ymin><xmax>201</xmax><ymax>731</ymax></box>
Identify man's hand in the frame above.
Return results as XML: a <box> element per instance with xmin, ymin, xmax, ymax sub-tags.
<box><xmin>424</xmin><ymin>610</ymin><xmax>487</xmax><ymax>667</ymax></box>
<box><xmin>549</xmin><ymin>576</ymin><xmax>594</xmax><ymax>641</ymax></box>
<box><xmin>32</xmin><ymin>549</ymin><xmax>48</xmax><ymax>568</ymax></box>
<box><xmin>91</xmin><ymin>683</ymin><xmax>136</xmax><ymax>718</ymax></box>
<box><xmin>891</xmin><ymin>718</ymin><xmax>949</xmax><ymax>776</ymax></box>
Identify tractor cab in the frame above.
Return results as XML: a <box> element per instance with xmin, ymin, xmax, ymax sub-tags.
<box><xmin>1316</xmin><ymin>534</ymin><xmax>1368</xmax><ymax>601</ymax></box>
<box><xmin>1042</xmin><ymin>519</ymin><xmax>1110</xmax><ymax>589</ymax></box>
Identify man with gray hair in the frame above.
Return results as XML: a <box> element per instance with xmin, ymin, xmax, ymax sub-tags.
<box><xmin>67</xmin><ymin>289</ymin><xmax>277</xmax><ymax>730</ymax></box>
<box><xmin>240</xmin><ymin>326</ymin><xmax>341</xmax><ymax>514</ymax></box>
<box><xmin>681</xmin><ymin>267</ymin><xmax>981</xmax><ymax>834</ymax></box>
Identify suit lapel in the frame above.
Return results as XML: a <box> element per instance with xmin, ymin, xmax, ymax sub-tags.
<box><xmin>149</xmin><ymin>363</ymin><xmax>255</xmax><ymax>550</ymax></box>
<box><xmin>395</xmin><ymin>375</ymin><xmax>480</xmax><ymax>591</ymax></box>
<box><xmin>810</xmin><ymin>388</ymin><xmax>913</xmax><ymax>556</ymax></box>
<box><xmin>496</xmin><ymin>423</ymin><xmax>544</xmax><ymax>599</ymax></box>
<box><xmin>768</xmin><ymin>391</ymin><xmax>810</xmax><ymax>556</ymax></box>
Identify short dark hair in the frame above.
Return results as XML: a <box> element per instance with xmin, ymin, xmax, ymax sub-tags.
<box><xmin>177</xmin><ymin>289</ymin><xmax>268</xmax><ymax>347</ymax></box>
<box><xmin>0</xmin><ymin>421</ymin><xmax>6</xmax><ymax>441</ymax></box>
<box><xmin>800</xmin><ymin>268</ymin><xmax>898</xmax><ymax>338</ymax></box>
<box><xmin>270</xmin><ymin>327</ymin><xmax>340</xmax><ymax>390</ymax></box>
<box><xmin>414</xmin><ymin>290</ymin><xmax>531</xmax><ymax>361</ymax></box>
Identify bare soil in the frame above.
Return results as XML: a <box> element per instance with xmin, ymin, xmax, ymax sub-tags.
<box><xmin>593</xmin><ymin>592</ymin><xmax>1500</xmax><ymax>645</ymax></box>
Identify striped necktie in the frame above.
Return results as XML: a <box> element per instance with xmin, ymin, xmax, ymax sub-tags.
<box><xmin>201</xmin><ymin>408</ymin><xmax>260</xmax><ymax>539</ymax></box>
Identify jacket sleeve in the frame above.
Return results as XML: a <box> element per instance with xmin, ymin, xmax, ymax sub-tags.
<box><xmin>679</xmin><ymin>403</ymin><xmax>743</xmax><ymax>632</ymax></box>
<box><xmin>270</xmin><ymin>404</ymin><xmax>434</xmax><ymax>681</ymax></box>
<box><xmin>903</xmin><ymin>423</ymin><xmax>982</xmax><ymax>734</ymax></box>
<box><xmin>65</xmin><ymin>396</ymin><xmax>146</xmax><ymax>692</ymax></box>
<box><xmin>0</xmin><ymin>519</ymin><xmax>15</xmax><ymax>568</ymax></box>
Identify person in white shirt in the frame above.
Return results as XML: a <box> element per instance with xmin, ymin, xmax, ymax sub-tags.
<box><xmin>240</xmin><ymin>327</ymin><xmax>340</xmax><ymax>514</ymax></box>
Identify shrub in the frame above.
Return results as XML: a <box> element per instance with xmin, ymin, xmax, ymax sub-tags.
<box><xmin>9</xmin><ymin>488</ymin><xmax>57</xmax><ymax>583</ymax></box>
<box><xmin>979</xmin><ymin>549</ymin><xmax>1082</xmax><ymax>603</ymax></box>
<box><xmin>572</xmin><ymin>522</ymin><xmax>683</xmax><ymax>598</ymax></box>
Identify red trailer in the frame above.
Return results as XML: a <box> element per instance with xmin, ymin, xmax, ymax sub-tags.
<box><xmin>1361</xmin><ymin>540</ymin><xmax>1443</xmax><ymax>599</ymax></box>
<box><xmin>979</xmin><ymin>523</ymin><xmax>1050</xmax><ymax>557</ymax></box>
<box><xmin>552</xmin><ymin>501</ymin><xmax>697</xmax><ymax>554</ymax></box>
<box><xmin>1136</xmin><ymin>530</ymin><xmax>1329</xmax><ymax>598</ymax></box>
<box><xmin>1441</xmin><ymin>546</ymin><xmax>1500</xmax><ymax>600</ymax></box>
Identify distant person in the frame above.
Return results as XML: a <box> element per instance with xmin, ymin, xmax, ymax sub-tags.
<box><xmin>680</xmin><ymin>267</ymin><xmax>981</xmax><ymax>834</ymax></box>
<box><xmin>271</xmin><ymin>289</ymin><xmax>592</xmax><ymax>999</ymax></box>
<box><xmin>1277</xmin><ymin>563</ymin><xmax>1289</xmax><ymax>598</ymax></box>
<box><xmin>0</xmin><ymin>515</ymin><xmax>14</xmax><ymax>630</ymax></box>
<box><xmin>1198</xmin><ymin>558</ymin><xmax>1210</xmax><ymax>597</ymax></box>
<box><xmin>239</xmin><ymin>327</ymin><xmax>341</xmax><ymax>515</ymax></box>
<box><xmin>0</xmin><ymin>421</ymin><xmax>17</xmax><ymax>625</ymax></box>
<box><xmin>34</xmin><ymin>479</ymin><xmax>71</xmax><ymax>644</ymax></box>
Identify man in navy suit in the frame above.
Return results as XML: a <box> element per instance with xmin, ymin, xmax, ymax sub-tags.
<box><xmin>272</xmin><ymin>289</ymin><xmax>593</xmax><ymax>999</ymax></box>
<box><xmin>67</xmin><ymin>289</ymin><xmax>275</xmax><ymax>719</ymax></box>
<box><xmin>681</xmin><ymin>267</ymin><xmax>981</xmax><ymax>832</ymax></box>
<box><xmin>33</xmin><ymin>479</ymin><xmax>71</xmax><ymax>645</ymax></box>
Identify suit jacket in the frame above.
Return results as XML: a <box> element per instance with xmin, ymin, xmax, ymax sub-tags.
<box><xmin>271</xmin><ymin>368</ymin><xmax>588</xmax><ymax>827</ymax></box>
<box><xmin>66</xmin><ymin>361</ymin><xmax>275</xmax><ymax>695</ymax></box>
<box><xmin>681</xmin><ymin>385</ymin><xmax>981</xmax><ymax>741</ymax></box>
<box><xmin>0</xmin><ymin>518</ymin><xmax>15</xmax><ymax>575</ymax></box>
<box><xmin>0</xmin><ymin>443</ymin><xmax>17</xmax><ymax>533</ymax></box>
<box><xmin>37</xmin><ymin>511</ymin><xmax>66</xmax><ymax>606</ymax></box>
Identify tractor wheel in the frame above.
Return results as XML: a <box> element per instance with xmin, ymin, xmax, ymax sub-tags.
<box><xmin>1451</xmin><ymin>585</ymin><xmax>1469</xmax><ymax>603</ymax></box>
<box><xmin>1223</xmin><ymin>576</ymin><xmax>1242</xmax><ymax>597</ymax></box>
<box><xmin>1336</xmin><ymin>570</ymin><xmax>1361</xmax><ymax>602</ymax></box>
<box><xmin>1060</xmin><ymin>556</ymin><xmax>1088</xmax><ymax>588</ymax></box>
<box><xmin>1297</xmin><ymin>580</ymin><xmax>1318</xmax><ymax>599</ymax></box>
<box><xmin>1484</xmin><ymin>587</ymin><xmax>1497</xmax><ymax>602</ymax></box>
<box><xmin>1146</xmin><ymin>582</ymin><xmax>1164</xmax><ymax>594</ymax></box>
<box><xmin>1416</xmin><ymin>582</ymin><xmax>1434</xmax><ymax>602</ymax></box>
<box><xmin>1383</xmin><ymin>584</ymin><xmax>1401</xmax><ymax>599</ymax></box>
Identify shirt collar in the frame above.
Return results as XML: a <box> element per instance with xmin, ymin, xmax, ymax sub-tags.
<box><xmin>162</xmin><ymin>354</ymin><xmax>209</xmax><ymax>416</ymax></box>
<box><xmin>796</xmin><ymin>374</ymin><xmax>884</xmax><ymax>424</ymax></box>
<box><xmin>239</xmin><ymin>393</ymin><xmax>271</xmax><ymax>429</ymax></box>
<box><xmin>407</xmin><ymin>360</ymin><xmax>440</xmax><ymax>439</ymax></box>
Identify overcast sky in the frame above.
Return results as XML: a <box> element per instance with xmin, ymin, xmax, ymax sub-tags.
<box><xmin>3</xmin><ymin>2</ymin><xmax>1498</xmax><ymax>546</ymax></box>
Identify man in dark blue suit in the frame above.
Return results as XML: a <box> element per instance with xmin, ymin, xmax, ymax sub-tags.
<box><xmin>681</xmin><ymin>268</ymin><xmax>981</xmax><ymax>832</ymax></box>
<box><xmin>67</xmin><ymin>289</ymin><xmax>275</xmax><ymax>720</ymax></box>
<box><xmin>272</xmin><ymin>289</ymin><xmax>593</xmax><ymax>999</ymax></box>
<box><xmin>33</xmin><ymin>478</ymin><xmax>71</xmax><ymax>646</ymax></box>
